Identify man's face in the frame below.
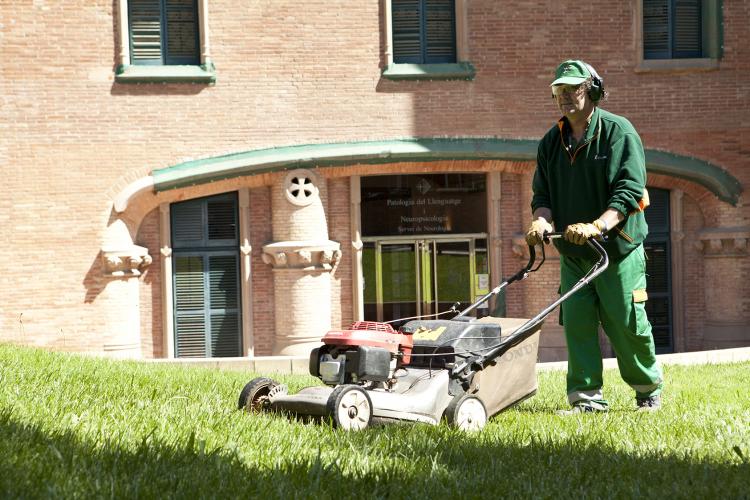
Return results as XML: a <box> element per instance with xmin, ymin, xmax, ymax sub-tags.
<box><xmin>552</xmin><ymin>83</ymin><xmax>589</xmax><ymax>119</ymax></box>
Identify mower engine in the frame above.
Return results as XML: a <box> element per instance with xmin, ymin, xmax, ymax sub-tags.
<box><xmin>309</xmin><ymin>321</ymin><xmax>413</xmax><ymax>386</ymax></box>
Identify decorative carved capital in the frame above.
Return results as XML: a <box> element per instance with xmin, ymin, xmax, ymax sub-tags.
<box><xmin>298</xmin><ymin>250</ymin><xmax>312</xmax><ymax>265</ymax></box>
<box><xmin>262</xmin><ymin>240</ymin><xmax>341</xmax><ymax>271</ymax></box>
<box><xmin>262</xmin><ymin>251</ymin><xmax>287</xmax><ymax>267</ymax></box>
<box><xmin>101</xmin><ymin>245</ymin><xmax>152</xmax><ymax>277</ymax></box>
<box><xmin>101</xmin><ymin>219</ymin><xmax>152</xmax><ymax>277</ymax></box>
<box><xmin>696</xmin><ymin>227</ymin><xmax>750</xmax><ymax>257</ymax></box>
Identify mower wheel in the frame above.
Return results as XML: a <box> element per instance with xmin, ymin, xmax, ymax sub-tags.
<box><xmin>238</xmin><ymin>377</ymin><xmax>279</xmax><ymax>412</ymax></box>
<box><xmin>444</xmin><ymin>394</ymin><xmax>487</xmax><ymax>431</ymax></box>
<box><xmin>326</xmin><ymin>385</ymin><xmax>373</xmax><ymax>431</ymax></box>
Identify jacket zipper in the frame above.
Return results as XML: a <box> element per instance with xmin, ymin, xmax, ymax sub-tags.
<box><xmin>570</xmin><ymin>141</ymin><xmax>591</xmax><ymax>164</ymax></box>
<box><xmin>559</xmin><ymin>137</ymin><xmax>595</xmax><ymax>164</ymax></box>
<box><xmin>558</xmin><ymin>121</ymin><xmax>598</xmax><ymax>164</ymax></box>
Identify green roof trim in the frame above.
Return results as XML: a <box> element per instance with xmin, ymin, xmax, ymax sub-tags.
<box><xmin>645</xmin><ymin>149</ymin><xmax>741</xmax><ymax>205</ymax></box>
<box><xmin>152</xmin><ymin>138</ymin><xmax>537</xmax><ymax>190</ymax></box>
<box><xmin>151</xmin><ymin>138</ymin><xmax>742</xmax><ymax>205</ymax></box>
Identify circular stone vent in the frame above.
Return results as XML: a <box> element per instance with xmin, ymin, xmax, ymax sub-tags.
<box><xmin>284</xmin><ymin>169</ymin><xmax>319</xmax><ymax>206</ymax></box>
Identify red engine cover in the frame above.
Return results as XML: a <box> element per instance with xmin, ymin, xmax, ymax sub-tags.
<box><xmin>321</xmin><ymin>321</ymin><xmax>413</xmax><ymax>364</ymax></box>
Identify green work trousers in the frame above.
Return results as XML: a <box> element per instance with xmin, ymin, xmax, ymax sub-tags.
<box><xmin>560</xmin><ymin>243</ymin><xmax>663</xmax><ymax>407</ymax></box>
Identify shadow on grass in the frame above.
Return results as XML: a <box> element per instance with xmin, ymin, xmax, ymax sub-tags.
<box><xmin>2</xmin><ymin>409</ymin><xmax>748</xmax><ymax>499</ymax></box>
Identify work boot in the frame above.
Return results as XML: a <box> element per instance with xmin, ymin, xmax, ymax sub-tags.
<box><xmin>636</xmin><ymin>395</ymin><xmax>661</xmax><ymax>412</ymax></box>
<box><xmin>556</xmin><ymin>402</ymin><xmax>608</xmax><ymax>416</ymax></box>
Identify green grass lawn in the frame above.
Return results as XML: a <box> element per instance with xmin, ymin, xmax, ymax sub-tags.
<box><xmin>1</xmin><ymin>344</ymin><xmax>748</xmax><ymax>499</ymax></box>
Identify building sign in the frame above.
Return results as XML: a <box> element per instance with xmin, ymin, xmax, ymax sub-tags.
<box><xmin>361</xmin><ymin>174</ymin><xmax>487</xmax><ymax>236</ymax></box>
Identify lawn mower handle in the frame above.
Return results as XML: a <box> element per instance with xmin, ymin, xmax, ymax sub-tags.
<box><xmin>451</xmin><ymin>233</ymin><xmax>609</xmax><ymax>378</ymax></box>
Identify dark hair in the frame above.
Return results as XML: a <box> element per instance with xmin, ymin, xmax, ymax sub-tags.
<box><xmin>583</xmin><ymin>78</ymin><xmax>608</xmax><ymax>103</ymax></box>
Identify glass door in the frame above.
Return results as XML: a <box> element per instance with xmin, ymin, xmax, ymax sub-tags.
<box><xmin>379</xmin><ymin>241</ymin><xmax>420</xmax><ymax>324</ymax></box>
<box><xmin>362</xmin><ymin>235</ymin><xmax>489</xmax><ymax>326</ymax></box>
<box><xmin>431</xmin><ymin>239</ymin><xmax>471</xmax><ymax>316</ymax></box>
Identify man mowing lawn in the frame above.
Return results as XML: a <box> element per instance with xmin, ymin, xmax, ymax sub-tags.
<box><xmin>526</xmin><ymin>60</ymin><xmax>663</xmax><ymax>414</ymax></box>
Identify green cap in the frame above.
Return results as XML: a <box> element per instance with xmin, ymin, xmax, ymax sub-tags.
<box><xmin>551</xmin><ymin>60</ymin><xmax>591</xmax><ymax>86</ymax></box>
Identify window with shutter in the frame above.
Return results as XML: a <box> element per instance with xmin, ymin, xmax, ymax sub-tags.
<box><xmin>643</xmin><ymin>0</ymin><xmax>703</xmax><ymax>59</ymax></box>
<box><xmin>171</xmin><ymin>193</ymin><xmax>242</xmax><ymax>358</ymax></box>
<box><xmin>643</xmin><ymin>188</ymin><xmax>673</xmax><ymax>353</ymax></box>
<box><xmin>392</xmin><ymin>0</ymin><xmax>456</xmax><ymax>64</ymax></box>
<box><xmin>128</xmin><ymin>0</ymin><xmax>199</xmax><ymax>66</ymax></box>
<box><xmin>174</xmin><ymin>255</ymin><xmax>207</xmax><ymax>357</ymax></box>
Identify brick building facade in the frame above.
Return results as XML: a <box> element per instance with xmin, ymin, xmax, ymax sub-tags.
<box><xmin>2</xmin><ymin>0</ymin><xmax>748</xmax><ymax>361</ymax></box>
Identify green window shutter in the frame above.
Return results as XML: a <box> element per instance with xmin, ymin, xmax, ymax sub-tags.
<box><xmin>644</xmin><ymin>0</ymin><xmax>670</xmax><ymax>59</ymax></box>
<box><xmin>673</xmin><ymin>0</ymin><xmax>702</xmax><ymax>57</ymax></box>
<box><xmin>209</xmin><ymin>255</ymin><xmax>241</xmax><ymax>357</ymax></box>
<box><xmin>644</xmin><ymin>0</ymin><xmax>702</xmax><ymax>59</ymax></box>
<box><xmin>644</xmin><ymin>188</ymin><xmax>673</xmax><ymax>353</ymax></box>
<box><xmin>645</xmin><ymin>242</ymin><xmax>672</xmax><ymax>351</ymax></box>
<box><xmin>164</xmin><ymin>0</ymin><xmax>200</xmax><ymax>65</ymax></box>
<box><xmin>209</xmin><ymin>255</ymin><xmax>239</xmax><ymax>310</ymax></box>
<box><xmin>128</xmin><ymin>0</ymin><xmax>199</xmax><ymax>66</ymax></box>
<box><xmin>171</xmin><ymin>193</ymin><xmax>242</xmax><ymax>358</ymax></box>
<box><xmin>393</xmin><ymin>0</ymin><xmax>423</xmax><ymax>63</ymax></box>
<box><xmin>172</xmin><ymin>193</ymin><xmax>238</xmax><ymax>249</ymax></box>
<box><xmin>173</xmin><ymin>254</ymin><xmax>242</xmax><ymax>358</ymax></box>
<box><xmin>172</xmin><ymin>200</ymin><xmax>204</xmax><ymax>248</ymax></box>
<box><xmin>645</xmin><ymin>242</ymin><xmax>669</xmax><ymax>294</ymax></box>
<box><xmin>207</xmin><ymin>199</ymin><xmax>238</xmax><ymax>244</ymax></box>
<box><xmin>424</xmin><ymin>0</ymin><xmax>456</xmax><ymax>63</ymax></box>
<box><xmin>644</xmin><ymin>188</ymin><xmax>670</xmax><ymax>233</ymax></box>
<box><xmin>174</xmin><ymin>255</ymin><xmax>207</xmax><ymax>357</ymax></box>
<box><xmin>128</xmin><ymin>0</ymin><xmax>163</xmax><ymax>65</ymax></box>
<box><xmin>392</xmin><ymin>0</ymin><xmax>456</xmax><ymax>64</ymax></box>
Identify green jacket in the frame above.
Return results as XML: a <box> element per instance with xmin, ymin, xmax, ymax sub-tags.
<box><xmin>531</xmin><ymin>107</ymin><xmax>649</xmax><ymax>260</ymax></box>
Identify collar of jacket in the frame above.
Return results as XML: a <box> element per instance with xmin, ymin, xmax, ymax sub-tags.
<box><xmin>556</xmin><ymin>107</ymin><xmax>602</xmax><ymax>162</ymax></box>
<box><xmin>556</xmin><ymin>106</ymin><xmax>602</xmax><ymax>145</ymax></box>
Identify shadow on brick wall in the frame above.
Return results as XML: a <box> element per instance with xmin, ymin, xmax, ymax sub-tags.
<box><xmin>83</xmin><ymin>252</ymin><xmax>105</xmax><ymax>304</ymax></box>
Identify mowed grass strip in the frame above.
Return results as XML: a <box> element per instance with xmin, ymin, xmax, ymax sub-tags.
<box><xmin>1</xmin><ymin>344</ymin><xmax>748</xmax><ymax>498</ymax></box>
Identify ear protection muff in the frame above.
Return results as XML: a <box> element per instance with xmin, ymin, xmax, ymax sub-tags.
<box><xmin>583</xmin><ymin>62</ymin><xmax>604</xmax><ymax>102</ymax></box>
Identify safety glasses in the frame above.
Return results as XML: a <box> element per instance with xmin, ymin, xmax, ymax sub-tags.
<box><xmin>551</xmin><ymin>84</ymin><xmax>585</xmax><ymax>97</ymax></box>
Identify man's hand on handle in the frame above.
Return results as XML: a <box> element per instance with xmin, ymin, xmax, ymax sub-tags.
<box><xmin>564</xmin><ymin>219</ymin><xmax>607</xmax><ymax>245</ymax></box>
<box><xmin>525</xmin><ymin>218</ymin><xmax>554</xmax><ymax>246</ymax></box>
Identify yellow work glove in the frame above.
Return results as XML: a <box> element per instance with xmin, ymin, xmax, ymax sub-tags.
<box><xmin>564</xmin><ymin>220</ymin><xmax>606</xmax><ymax>245</ymax></box>
<box><xmin>525</xmin><ymin>218</ymin><xmax>554</xmax><ymax>246</ymax></box>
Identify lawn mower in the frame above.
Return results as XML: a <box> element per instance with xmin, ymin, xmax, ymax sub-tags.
<box><xmin>238</xmin><ymin>233</ymin><xmax>608</xmax><ymax>431</ymax></box>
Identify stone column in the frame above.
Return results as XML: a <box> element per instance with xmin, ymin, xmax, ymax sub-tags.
<box><xmin>696</xmin><ymin>227</ymin><xmax>750</xmax><ymax>350</ymax></box>
<box><xmin>350</xmin><ymin>176</ymin><xmax>364</xmax><ymax>322</ymax></box>
<box><xmin>159</xmin><ymin>204</ymin><xmax>174</xmax><ymax>358</ymax></box>
<box><xmin>100</xmin><ymin>219</ymin><xmax>152</xmax><ymax>358</ymax></box>
<box><xmin>669</xmin><ymin>190</ymin><xmax>686</xmax><ymax>351</ymax></box>
<box><xmin>263</xmin><ymin>169</ymin><xmax>341</xmax><ymax>356</ymax></box>
<box><xmin>487</xmin><ymin>171</ymin><xmax>503</xmax><ymax>316</ymax></box>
